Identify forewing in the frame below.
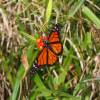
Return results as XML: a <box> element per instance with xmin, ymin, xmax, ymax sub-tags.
<box><xmin>48</xmin><ymin>32</ymin><xmax>60</xmax><ymax>43</ymax></box>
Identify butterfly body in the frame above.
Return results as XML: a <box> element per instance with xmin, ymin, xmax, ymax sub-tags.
<box><xmin>31</xmin><ymin>24</ymin><xmax>63</xmax><ymax>74</ymax></box>
<box><xmin>43</xmin><ymin>39</ymin><xmax>50</xmax><ymax>48</ymax></box>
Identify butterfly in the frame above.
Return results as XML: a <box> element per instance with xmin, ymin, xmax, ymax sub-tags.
<box><xmin>31</xmin><ymin>24</ymin><xmax>63</xmax><ymax>74</ymax></box>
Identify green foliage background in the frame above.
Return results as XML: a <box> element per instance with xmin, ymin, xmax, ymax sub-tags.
<box><xmin>0</xmin><ymin>0</ymin><xmax>100</xmax><ymax>100</ymax></box>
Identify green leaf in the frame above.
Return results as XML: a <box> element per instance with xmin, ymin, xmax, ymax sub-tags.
<box><xmin>33</xmin><ymin>74</ymin><xmax>52</xmax><ymax>96</ymax></box>
<box><xmin>82</xmin><ymin>6</ymin><xmax>100</xmax><ymax>29</ymax></box>
<box><xmin>11</xmin><ymin>45</ymin><xmax>38</xmax><ymax>100</ymax></box>
<box><xmin>57</xmin><ymin>49</ymin><xmax>73</xmax><ymax>85</ymax></box>
<box><xmin>83</xmin><ymin>32</ymin><xmax>92</xmax><ymax>48</ymax></box>
<box><xmin>11</xmin><ymin>66</ymin><xmax>25</xmax><ymax>100</ymax></box>
<box><xmin>19</xmin><ymin>31</ymin><xmax>36</xmax><ymax>42</ymax></box>
<box><xmin>45</xmin><ymin>0</ymin><xmax>53</xmax><ymax>23</ymax></box>
<box><xmin>68</xmin><ymin>0</ymin><xmax>85</xmax><ymax>18</ymax></box>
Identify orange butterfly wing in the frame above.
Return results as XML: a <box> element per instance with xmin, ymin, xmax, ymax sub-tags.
<box><xmin>48</xmin><ymin>31</ymin><xmax>62</xmax><ymax>55</ymax></box>
<box><xmin>48</xmin><ymin>32</ymin><xmax>60</xmax><ymax>43</ymax></box>
<box><xmin>50</xmin><ymin>43</ymin><xmax>62</xmax><ymax>55</ymax></box>
<box><xmin>37</xmin><ymin>47</ymin><xmax>58</xmax><ymax>67</ymax></box>
<box><xmin>37</xmin><ymin>47</ymin><xmax>47</xmax><ymax>67</ymax></box>
<box><xmin>47</xmin><ymin>49</ymin><xmax>58</xmax><ymax>65</ymax></box>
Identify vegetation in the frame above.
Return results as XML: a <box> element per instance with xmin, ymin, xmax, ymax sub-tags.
<box><xmin>0</xmin><ymin>0</ymin><xmax>100</xmax><ymax>100</ymax></box>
